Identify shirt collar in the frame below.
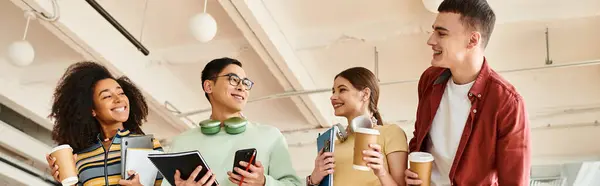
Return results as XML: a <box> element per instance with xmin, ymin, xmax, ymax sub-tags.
<box><xmin>96</xmin><ymin>128</ymin><xmax>131</xmax><ymax>142</ymax></box>
<box><xmin>433</xmin><ymin>57</ymin><xmax>491</xmax><ymax>100</ymax></box>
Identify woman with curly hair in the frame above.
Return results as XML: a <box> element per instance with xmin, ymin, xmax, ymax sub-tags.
<box><xmin>44</xmin><ymin>61</ymin><xmax>163</xmax><ymax>186</ymax></box>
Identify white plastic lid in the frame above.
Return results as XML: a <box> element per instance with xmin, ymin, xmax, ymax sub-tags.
<box><xmin>354</xmin><ymin>127</ymin><xmax>380</xmax><ymax>135</ymax></box>
<box><xmin>408</xmin><ymin>152</ymin><xmax>434</xmax><ymax>162</ymax></box>
<box><xmin>61</xmin><ymin>176</ymin><xmax>78</xmax><ymax>186</ymax></box>
<box><xmin>50</xmin><ymin>144</ymin><xmax>73</xmax><ymax>154</ymax></box>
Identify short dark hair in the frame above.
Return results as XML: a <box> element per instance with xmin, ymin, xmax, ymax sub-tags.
<box><xmin>201</xmin><ymin>57</ymin><xmax>243</xmax><ymax>101</ymax></box>
<box><xmin>438</xmin><ymin>0</ymin><xmax>496</xmax><ymax>48</ymax></box>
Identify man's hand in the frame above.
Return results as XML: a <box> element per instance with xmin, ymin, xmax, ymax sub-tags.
<box><xmin>404</xmin><ymin>169</ymin><xmax>423</xmax><ymax>185</ymax></box>
<box><xmin>227</xmin><ymin>160</ymin><xmax>266</xmax><ymax>186</ymax></box>
<box><xmin>174</xmin><ymin>166</ymin><xmax>217</xmax><ymax>186</ymax></box>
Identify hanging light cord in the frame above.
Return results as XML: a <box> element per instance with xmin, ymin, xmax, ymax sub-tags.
<box><xmin>203</xmin><ymin>0</ymin><xmax>208</xmax><ymax>13</ymax></box>
<box><xmin>22</xmin><ymin>13</ymin><xmax>33</xmax><ymax>41</ymax></box>
<box><xmin>19</xmin><ymin>0</ymin><xmax>60</xmax><ymax>41</ymax></box>
<box><xmin>139</xmin><ymin>0</ymin><xmax>149</xmax><ymax>43</ymax></box>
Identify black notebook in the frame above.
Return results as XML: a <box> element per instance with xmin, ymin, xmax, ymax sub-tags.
<box><xmin>147</xmin><ymin>150</ymin><xmax>218</xmax><ymax>186</ymax></box>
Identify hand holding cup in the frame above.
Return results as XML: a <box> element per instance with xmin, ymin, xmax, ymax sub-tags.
<box><xmin>48</xmin><ymin>145</ymin><xmax>79</xmax><ymax>186</ymax></box>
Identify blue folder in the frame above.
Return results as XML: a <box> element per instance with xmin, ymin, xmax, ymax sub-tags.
<box><xmin>316</xmin><ymin>126</ymin><xmax>336</xmax><ymax>186</ymax></box>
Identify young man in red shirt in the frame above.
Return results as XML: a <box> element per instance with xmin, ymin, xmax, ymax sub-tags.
<box><xmin>404</xmin><ymin>0</ymin><xmax>531</xmax><ymax>185</ymax></box>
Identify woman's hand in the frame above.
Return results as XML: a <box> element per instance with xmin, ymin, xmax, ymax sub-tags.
<box><xmin>118</xmin><ymin>170</ymin><xmax>143</xmax><ymax>186</ymax></box>
<box><xmin>363</xmin><ymin>144</ymin><xmax>387</xmax><ymax>177</ymax></box>
<box><xmin>309</xmin><ymin>149</ymin><xmax>335</xmax><ymax>184</ymax></box>
<box><xmin>45</xmin><ymin>153</ymin><xmax>77</xmax><ymax>182</ymax></box>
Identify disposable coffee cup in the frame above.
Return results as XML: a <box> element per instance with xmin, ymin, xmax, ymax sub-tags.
<box><xmin>50</xmin><ymin>145</ymin><xmax>78</xmax><ymax>186</ymax></box>
<box><xmin>352</xmin><ymin>127</ymin><xmax>380</xmax><ymax>171</ymax></box>
<box><xmin>408</xmin><ymin>152</ymin><xmax>434</xmax><ymax>186</ymax></box>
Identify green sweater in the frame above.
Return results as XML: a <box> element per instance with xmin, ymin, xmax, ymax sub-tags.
<box><xmin>161</xmin><ymin>122</ymin><xmax>302</xmax><ymax>186</ymax></box>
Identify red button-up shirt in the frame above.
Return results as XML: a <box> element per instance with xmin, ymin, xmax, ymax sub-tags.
<box><xmin>409</xmin><ymin>59</ymin><xmax>531</xmax><ymax>186</ymax></box>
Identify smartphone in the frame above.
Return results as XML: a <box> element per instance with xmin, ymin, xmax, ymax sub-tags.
<box><xmin>232</xmin><ymin>148</ymin><xmax>257</xmax><ymax>175</ymax></box>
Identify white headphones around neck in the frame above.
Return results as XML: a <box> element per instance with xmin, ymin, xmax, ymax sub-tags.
<box><xmin>334</xmin><ymin>115</ymin><xmax>376</xmax><ymax>143</ymax></box>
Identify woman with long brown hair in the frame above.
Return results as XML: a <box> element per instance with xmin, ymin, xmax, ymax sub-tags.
<box><xmin>307</xmin><ymin>67</ymin><xmax>409</xmax><ymax>186</ymax></box>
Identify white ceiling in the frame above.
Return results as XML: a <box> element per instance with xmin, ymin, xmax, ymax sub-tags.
<box><xmin>2</xmin><ymin>0</ymin><xmax>600</xmax><ymax>183</ymax></box>
<box><xmin>0</xmin><ymin>0</ymin><xmax>181</xmax><ymax>162</ymax></box>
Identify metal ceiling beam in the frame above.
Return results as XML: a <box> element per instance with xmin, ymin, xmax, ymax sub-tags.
<box><xmin>217</xmin><ymin>0</ymin><xmax>333</xmax><ymax>127</ymax></box>
<box><xmin>0</xmin><ymin>154</ymin><xmax>55</xmax><ymax>186</ymax></box>
<box><xmin>178</xmin><ymin>58</ymin><xmax>600</xmax><ymax>116</ymax></box>
<box><xmin>85</xmin><ymin>0</ymin><xmax>149</xmax><ymax>56</ymax></box>
<box><xmin>0</xmin><ymin>120</ymin><xmax>51</xmax><ymax>165</ymax></box>
<box><xmin>9</xmin><ymin>0</ymin><xmax>206</xmax><ymax>130</ymax></box>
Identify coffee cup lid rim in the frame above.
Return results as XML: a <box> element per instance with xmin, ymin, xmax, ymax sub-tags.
<box><xmin>51</xmin><ymin>144</ymin><xmax>73</xmax><ymax>154</ymax></box>
<box><xmin>354</xmin><ymin>127</ymin><xmax>380</xmax><ymax>135</ymax></box>
<box><xmin>61</xmin><ymin>176</ymin><xmax>79</xmax><ymax>186</ymax></box>
<box><xmin>409</xmin><ymin>152</ymin><xmax>434</xmax><ymax>162</ymax></box>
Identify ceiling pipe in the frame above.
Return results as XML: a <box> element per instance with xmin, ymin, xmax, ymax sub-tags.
<box><xmin>374</xmin><ymin>46</ymin><xmax>379</xmax><ymax>81</ymax></box>
<box><xmin>284</xmin><ymin>120</ymin><xmax>600</xmax><ymax>148</ymax></box>
<box><xmin>545</xmin><ymin>27</ymin><xmax>553</xmax><ymax>65</ymax></box>
<box><xmin>177</xmin><ymin>58</ymin><xmax>600</xmax><ymax>117</ymax></box>
<box><xmin>18</xmin><ymin>0</ymin><xmax>60</xmax><ymax>22</ymax></box>
<box><xmin>163</xmin><ymin>101</ymin><xmax>194</xmax><ymax>124</ymax></box>
<box><xmin>85</xmin><ymin>0</ymin><xmax>150</xmax><ymax>56</ymax></box>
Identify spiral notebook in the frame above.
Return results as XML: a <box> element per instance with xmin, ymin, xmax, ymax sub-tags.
<box><xmin>147</xmin><ymin>150</ymin><xmax>218</xmax><ymax>186</ymax></box>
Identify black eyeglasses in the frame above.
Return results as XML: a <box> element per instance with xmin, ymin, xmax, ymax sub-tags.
<box><xmin>213</xmin><ymin>73</ymin><xmax>254</xmax><ymax>90</ymax></box>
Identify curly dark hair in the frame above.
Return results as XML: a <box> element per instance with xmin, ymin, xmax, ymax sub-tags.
<box><xmin>49</xmin><ymin>61</ymin><xmax>148</xmax><ymax>152</ymax></box>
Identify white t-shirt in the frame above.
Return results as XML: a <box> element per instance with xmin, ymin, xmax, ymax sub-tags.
<box><xmin>428</xmin><ymin>79</ymin><xmax>474</xmax><ymax>186</ymax></box>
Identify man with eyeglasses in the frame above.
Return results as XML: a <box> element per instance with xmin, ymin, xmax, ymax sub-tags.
<box><xmin>162</xmin><ymin>57</ymin><xmax>302</xmax><ymax>186</ymax></box>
